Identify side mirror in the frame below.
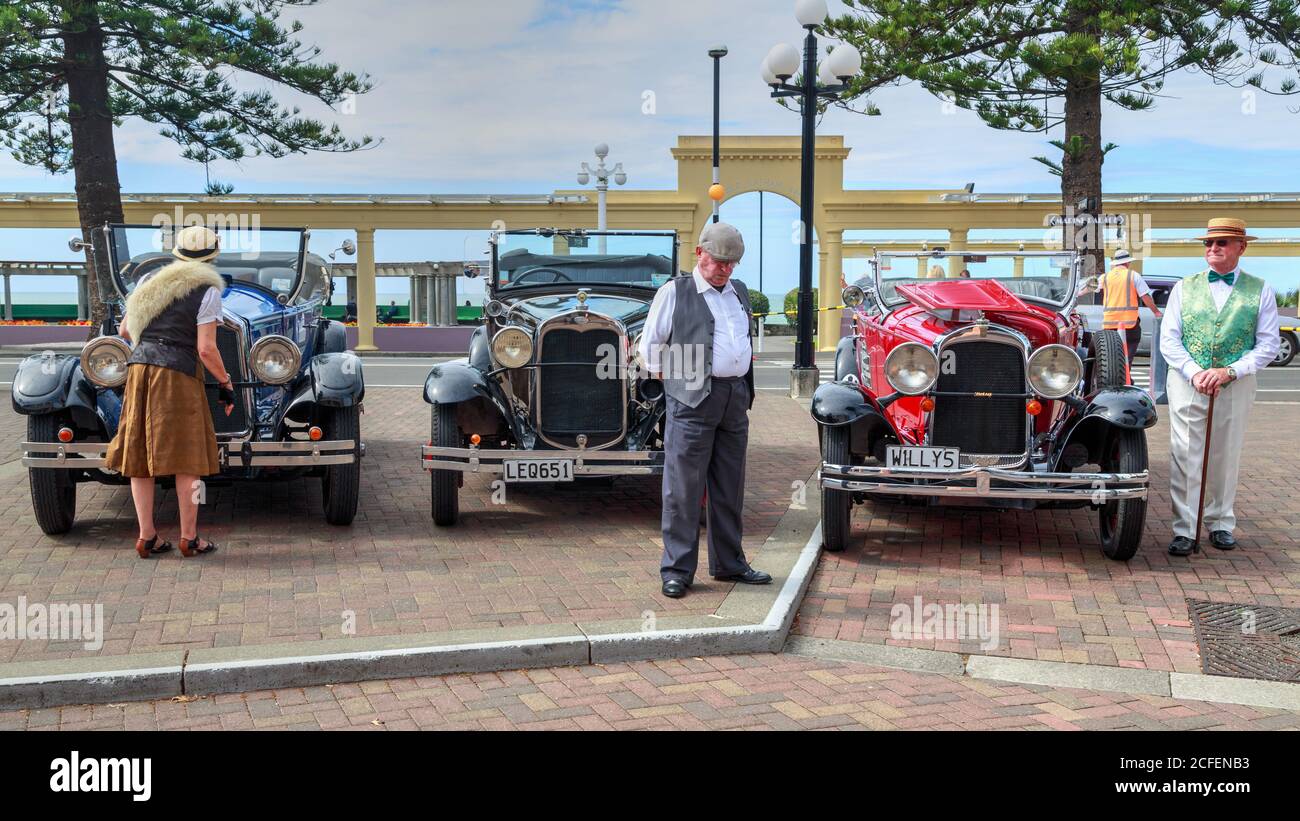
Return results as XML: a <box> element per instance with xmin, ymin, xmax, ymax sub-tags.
<box><xmin>68</xmin><ymin>235</ymin><xmax>90</xmax><ymax>253</ymax></box>
<box><xmin>463</xmin><ymin>266</ymin><xmax>479</xmax><ymax>279</ymax></box>
<box><xmin>341</xmin><ymin>239</ymin><xmax>356</xmax><ymax>256</ymax></box>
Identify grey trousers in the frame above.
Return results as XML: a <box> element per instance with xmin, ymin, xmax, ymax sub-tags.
<box><xmin>660</xmin><ymin>378</ymin><xmax>751</xmax><ymax>584</ymax></box>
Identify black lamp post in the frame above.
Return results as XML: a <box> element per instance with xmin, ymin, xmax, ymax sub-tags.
<box><xmin>763</xmin><ymin>0</ymin><xmax>862</xmax><ymax>397</ymax></box>
<box><xmin>708</xmin><ymin>45</ymin><xmax>728</xmax><ymax>224</ymax></box>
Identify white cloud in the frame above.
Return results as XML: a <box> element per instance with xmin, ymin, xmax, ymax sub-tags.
<box><xmin>2</xmin><ymin>0</ymin><xmax>1298</xmax><ymax>195</ymax></box>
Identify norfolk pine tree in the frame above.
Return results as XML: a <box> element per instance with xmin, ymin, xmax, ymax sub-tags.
<box><xmin>821</xmin><ymin>1</ymin><xmax>1300</xmax><ymax>275</ymax></box>
<box><xmin>0</xmin><ymin>1</ymin><xmax>376</xmax><ymax>331</ymax></box>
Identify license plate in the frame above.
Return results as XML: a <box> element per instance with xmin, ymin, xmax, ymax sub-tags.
<box><xmin>886</xmin><ymin>446</ymin><xmax>959</xmax><ymax>470</ymax></box>
<box><xmin>503</xmin><ymin>459</ymin><xmax>574</xmax><ymax>483</ymax></box>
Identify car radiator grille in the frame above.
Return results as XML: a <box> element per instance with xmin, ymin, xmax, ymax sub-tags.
<box><xmin>930</xmin><ymin>340</ymin><xmax>1026</xmax><ymax>458</ymax></box>
<box><xmin>204</xmin><ymin>325</ymin><xmax>250</xmax><ymax>436</ymax></box>
<box><xmin>537</xmin><ymin>327</ymin><xmax>624</xmax><ymax>447</ymax></box>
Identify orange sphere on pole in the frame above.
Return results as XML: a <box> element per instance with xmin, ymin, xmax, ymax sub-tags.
<box><xmin>708</xmin><ymin>183</ymin><xmax>726</xmax><ymax>202</ymax></box>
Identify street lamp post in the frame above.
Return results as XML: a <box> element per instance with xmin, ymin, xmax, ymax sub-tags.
<box><xmin>763</xmin><ymin>0</ymin><xmax>862</xmax><ymax>398</ymax></box>
<box><xmin>577</xmin><ymin>144</ymin><xmax>627</xmax><ymax>253</ymax></box>
<box><xmin>708</xmin><ymin>45</ymin><xmax>728</xmax><ymax>224</ymax></box>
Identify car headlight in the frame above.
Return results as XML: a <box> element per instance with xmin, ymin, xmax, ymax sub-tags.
<box><xmin>80</xmin><ymin>336</ymin><xmax>131</xmax><ymax>388</ymax></box>
<box><xmin>484</xmin><ymin>299</ymin><xmax>507</xmax><ymax>318</ymax></box>
<box><xmin>491</xmin><ymin>326</ymin><xmax>532</xmax><ymax>368</ymax></box>
<box><xmin>884</xmin><ymin>342</ymin><xmax>939</xmax><ymax>395</ymax></box>
<box><xmin>249</xmin><ymin>334</ymin><xmax>301</xmax><ymax>385</ymax></box>
<box><xmin>1027</xmin><ymin>344</ymin><xmax>1083</xmax><ymax>399</ymax></box>
<box><xmin>841</xmin><ymin>285</ymin><xmax>865</xmax><ymax>307</ymax></box>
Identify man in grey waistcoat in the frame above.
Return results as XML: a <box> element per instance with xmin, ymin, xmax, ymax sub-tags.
<box><xmin>639</xmin><ymin>222</ymin><xmax>771</xmax><ymax>598</ymax></box>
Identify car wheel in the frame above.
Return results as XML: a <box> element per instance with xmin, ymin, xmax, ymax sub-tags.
<box><xmin>820</xmin><ymin>424</ymin><xmax>852</xmax><ymax>552</ymax></box>
<box><xmin>320</xmin><ymin>405</ymin><xmax>361</xmax><ymax>526</ymax></box>
<box><xmin>1097</xmin><ymin>428</ymin><xmax>1147</xmax><ymax>561</ymax></box>
<box><xmin>430</xmin><ymin>402</ymin><xmax>460</xmax><ymax>526</ymax></box>
<box><xmin>1088</xmin><ymin>329</ymin><xmax>1128</xmax><ymax>392</ymax></box>
<box><xmin>26</xmin><ymin>413</ymin><xmax>77</xmax><ymax>535</ymax></box>
<box><xmin>1271</xmin><ymin>331</ymin><xmax>1297</xmax><ymax>367</ymax></box>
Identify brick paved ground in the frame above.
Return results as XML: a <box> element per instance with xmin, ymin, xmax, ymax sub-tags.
<box><xmin>3</xmin><ymin>652</ymin><xmax>1297</xmax><ymax>730</ymax></box>
<box><xmin>0</xmin><ymin>388</ymin><xmax>820</xmax><ymax>664</ymax></box>
<box><xmin>796</xmin><ymin>404</ymin><xmax>1300</xmax><ymax>674</ymax></box>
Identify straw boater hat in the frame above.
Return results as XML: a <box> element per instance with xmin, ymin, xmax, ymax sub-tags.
<box><xmin>1196</xmin><ymin>217</ymin><xmax>1257</xmax><ymax>242</ymax></box>
<box><xmin>171</xmin><ymin>225</ymin><xmax>221</xmax><ymax>263</ymax></box>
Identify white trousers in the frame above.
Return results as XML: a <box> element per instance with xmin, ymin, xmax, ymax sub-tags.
<box><xmin>1166</xmin><ymin>370</ymin><xmax>1256</xmax><ymax>538</ymax></box>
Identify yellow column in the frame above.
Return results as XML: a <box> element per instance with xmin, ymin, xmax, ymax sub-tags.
<box><xmin>916</xmin><ymin>257</ymin><xmax>927</xmax><ymax>277</ymax></box>
<box><xmin>1013</xmin><ymin>256</ymin><xmax>1025</xmax><ymax>278</ymax></box>
<box><xmin>946</xmin><ymin>228</ymin><xmax>968</xmax><ymax>277</ymax></box>
<box><xmin>552</xmin><ymin>235</ymin><xmax>570</xmax><ymax>255</ymax></box>
<box><xmin>818</xmin><ymin>230</ymin><xmax>843</xmax><ymax>351</ymax></box>
<box><xmin>354</xmin><ymin>228</ymin><xmax>377</xmax><ymax>352</ymax></box>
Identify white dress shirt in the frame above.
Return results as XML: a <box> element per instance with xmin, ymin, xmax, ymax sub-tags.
<box><xmin>1159</xmin><ymin>267</ymin><xmax>1280</xmax><ymax>380</ymax></box>
<box><xmin>639</xmin><ymin>267</ymin><xmax>752</xmax><ymax>378</ymax></box>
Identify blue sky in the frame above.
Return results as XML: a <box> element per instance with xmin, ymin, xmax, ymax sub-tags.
<box><xmin>1</xmin><ymin>0</ymin><xmax>1297</xmax><ymax>304</ymax></box>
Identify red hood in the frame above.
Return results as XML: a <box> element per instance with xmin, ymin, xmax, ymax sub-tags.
<box><xmin>894</xmin><ymin>278</ymin><xmax>1033</xmax><ymax>315</ymax></box>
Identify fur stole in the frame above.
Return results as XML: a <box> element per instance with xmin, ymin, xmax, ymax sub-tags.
<box><xmin>123</xmin><ymin>260</ymin><xmax>225</xmax><ymax>345</ymax></box>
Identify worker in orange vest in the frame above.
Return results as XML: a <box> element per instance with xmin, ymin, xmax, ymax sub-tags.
<box><xmin>1097</xmin><ymin>249</ymin><xmax>1162</xmax><ymax>367</ymax></box>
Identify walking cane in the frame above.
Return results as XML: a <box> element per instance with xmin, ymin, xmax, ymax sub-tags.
<box><xmin>1193</xmin><ymin>389</ymin><xmax>1218</xmax><ymax>550</ymax></box>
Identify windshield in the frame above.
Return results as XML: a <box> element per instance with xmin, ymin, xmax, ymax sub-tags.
<box><xmin>493</xmin><ymin>231</ymin><xmax>677</xmax><ymax>291</ymax></box>
<box><xmin>106</xmin><ymin>224</ymin><xmax>307</xmax><ymax>300</ymax></box>
<box><xmin>875</xmin><ymin>252</ymin><xmax>1079</xmax><ymax>308</ymax></box>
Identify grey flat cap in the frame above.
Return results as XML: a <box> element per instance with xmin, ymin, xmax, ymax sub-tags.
<box><xmin>698</xmin><ymin>221</ymin><xmax>745</xmax><ymax>262</ymax></box>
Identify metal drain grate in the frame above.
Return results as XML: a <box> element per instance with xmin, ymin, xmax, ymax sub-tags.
<box><xmin>1187</xmin><ymin>599</ymin><xmax>1300</xmax><ymax>682</ymax></box>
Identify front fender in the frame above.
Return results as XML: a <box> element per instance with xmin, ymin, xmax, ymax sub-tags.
<box><xmin>1075</xmin><ymin>386</ymin><xmax>1158</xmax><ymax>430</ymax></box>
<box><xmin>811</xmin><ymin>380</ymin><xmax>874</xmax><ymax>426</ymax></box>
<box><xmin>11</xmin><ymin>354</ymin><xmax>91</xmax><ymax>415</ymax></box>
<box><xmin>308</xmin><ymin>352</ymin><xmax>365</xmax><ymax>407</ymax></box>
<box><xmin>1053</xmin><ymin>386</ymin><xmax>1158</xmax><ymax>469</ymax></box>
<box><xmin>423</xmin><ymin>361</ymin><xmax>493</xmax><ymax>406</ymax></box>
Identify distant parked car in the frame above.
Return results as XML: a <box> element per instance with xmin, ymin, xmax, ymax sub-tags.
<box><xmin>1074</xmin><ymin>274</ymin><xmax>1179</xmax><ymax>357</ymax></box>
<box><xmin>1275</xmin><ymin>327</ymin><xmax>1297</xmax><ymax>367</ymax></box>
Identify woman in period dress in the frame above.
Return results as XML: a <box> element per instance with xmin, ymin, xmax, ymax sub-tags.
<box><xmin>105</xmin><ymin>225</ymin><xmax>236</xmax><ymax>558</ymax></box>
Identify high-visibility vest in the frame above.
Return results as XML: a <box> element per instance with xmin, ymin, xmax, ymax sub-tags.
<box><xmin>1101</xmin><ymin>266</ymin><xmax>1139</xmax><ymax>329</ymax></box>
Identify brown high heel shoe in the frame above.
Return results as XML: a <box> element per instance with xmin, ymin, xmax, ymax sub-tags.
<box><xmin>178</xmin><ymin>536</ymin><xmax>218</xmax><ymax>557</ymax></box>
<box><xmin>135</xmin><ymin>534</ymin><xmax>174</xmax><ymax>559</ymax></box>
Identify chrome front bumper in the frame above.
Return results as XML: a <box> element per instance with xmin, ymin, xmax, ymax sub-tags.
<box><xmin>21</xmin><ymin>440</ymin><xmax>363</xmax><ymax>470</ymax></box>
<box><xmin>820</xmin><ymin>462</ymin><xmax>1149</xmax><ymax>501</ymax></box>
<box><xmin>422</xmin><ymin>445</ymin><xmax>664</xmax><ymax>476</ymax></box>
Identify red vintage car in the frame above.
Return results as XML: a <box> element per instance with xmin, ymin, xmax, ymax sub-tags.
<box><xmin>814</xmin><ymin>250</ymin><xmax>1156</xmax><ymax>560</ymax></box>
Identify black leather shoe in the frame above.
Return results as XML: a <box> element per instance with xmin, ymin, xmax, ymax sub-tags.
<box><xmin>1209</xmin><ymin>530</ymin><xmax>1237</xmax><ymax>550</ymax></box>
<box><xmin>662</xmin><ymin>579</ymin><xmax>688</xmax><ymax>598</ymax></box>
<box><xmin>1167</xmin><ymin>536</ymin><xmax>1197</xmax><ymax>557</ymax></box>
<box><xmin>713</xmin><ymin>568</ymin><xmax>772</xmax><ymax>585</ymax></box>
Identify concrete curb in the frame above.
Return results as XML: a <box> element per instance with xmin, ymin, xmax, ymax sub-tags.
<box><xmin>785</xmin><ymin>636</ymin><xmax>1300</xmax><ymax>713</ymax></box>
<box><xmin>0</xmin><ymin>471</ymin><xmax>825</xmax><ymax>710</ymax></box>
<box><xmin>0</xmin><ymin>652</ymin><xmax>185</xmax><ymax>710</ymax></box>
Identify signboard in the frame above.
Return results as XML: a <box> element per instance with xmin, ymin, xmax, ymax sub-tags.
<box><xmin>567</xmin><ymin>235</ymin><xmax>589</xmax><ymax>248</ymax></box>
<box><xmin>1048</xmin><ymin>214</ymin><xmax>1126</xmax><ymax>227</ymax></box>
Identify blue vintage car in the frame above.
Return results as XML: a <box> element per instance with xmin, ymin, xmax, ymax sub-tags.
<box><xmin>13</xmin><ymin>223</ymin><xmax>366</xmax><ymax>534</ymax></box>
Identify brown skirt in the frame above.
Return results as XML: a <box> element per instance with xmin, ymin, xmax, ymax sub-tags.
<box><xmin>105</xmin><ymin>362</ymin><xmax>221</xmax><ymax>478</ymax></box>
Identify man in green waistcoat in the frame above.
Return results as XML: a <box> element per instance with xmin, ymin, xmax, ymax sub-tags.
<box><xmin>1159</xmin><ymin>218</ymin><xmax>1280</xmax><ymax>557</ymax></box>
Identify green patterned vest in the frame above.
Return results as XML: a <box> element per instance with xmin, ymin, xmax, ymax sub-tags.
<box><xmin>1180</xmin><ymin>269</ymin><xmax>1264</xmax><ymax>369</ymax></box>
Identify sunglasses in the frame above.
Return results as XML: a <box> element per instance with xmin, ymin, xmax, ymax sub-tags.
<box><xmin>1203</xmin><ymin>239</ymin><xmax>1235</xmax><ymax>248</ymax></box>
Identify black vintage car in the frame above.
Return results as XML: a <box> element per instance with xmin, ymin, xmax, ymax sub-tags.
<box><xmin>420</xmin><ymin>228</ymin><xmax>675</xmax><ymax>524</ymax></box>
<box><xmin>13</xmin><ymin>223</ymin><xmax>366</xmax><ymax>533</ymax></box>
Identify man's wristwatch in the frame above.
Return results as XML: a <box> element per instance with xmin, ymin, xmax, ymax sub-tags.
<box><xmin>1226</xmin><ymin>366</ymin><xmax>1238</xmax><ymax>383</ymax></box>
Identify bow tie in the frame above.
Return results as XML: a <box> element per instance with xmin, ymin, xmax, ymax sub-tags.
<box><xmin>1208</xmin><ymin>271</ymin><xmax>1236</xmax><ymax>286</ymax></box>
